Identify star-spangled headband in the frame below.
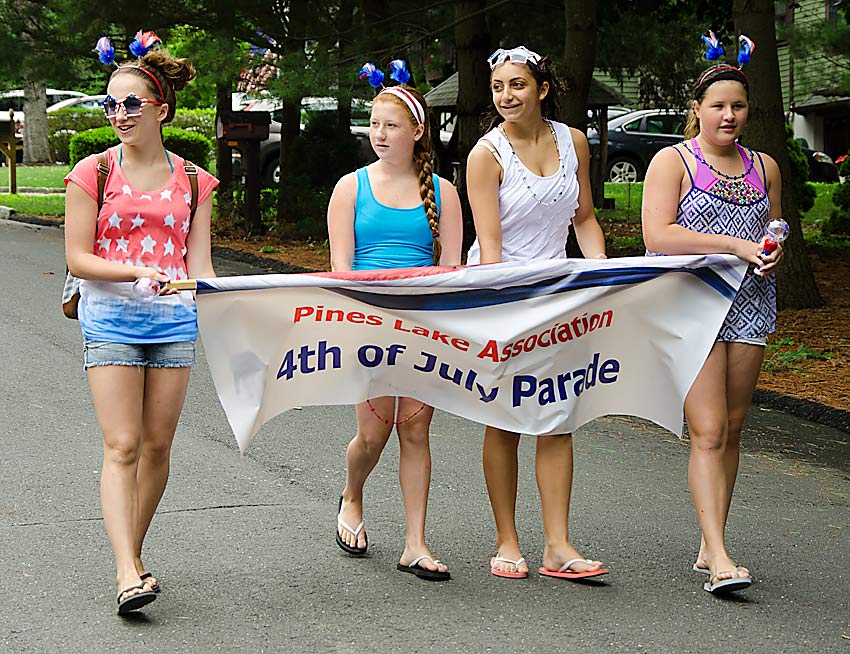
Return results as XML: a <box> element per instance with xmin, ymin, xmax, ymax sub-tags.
<box><xmin>358</xmin><ymin>60</ymin><xmax>424</xmax><ymax>125</ymax></box>
<box><xmin>95</xmin><ymin>31</ymin><xmax>166</xmax><ymax>102</ymax></box>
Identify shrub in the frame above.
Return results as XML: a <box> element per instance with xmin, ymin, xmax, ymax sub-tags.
<box><xmin>69</xmin><ymin>126</ymin><xmax>212</xmax><ymax>169</ymax></box>
<box><xmin>48</xmin><ymin>109</ymin><xmax>107</xmax><ymax>163</ymax></box>
<box><xmin>822</xmin><ymin>152</ymin><xmax>850</xmax><ymax>236</ymax></box>
<box><xmin>171</xmin><ymin>108</ymin><xmax>216</xmax><ymax>141</ymax></box>
<box><xmin>786</xmin><ymin>124</ymin><xmax>816</xmax><ymax>214</ymax></box>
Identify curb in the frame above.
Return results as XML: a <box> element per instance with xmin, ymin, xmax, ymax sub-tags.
<box><xmin>752</xmin><ymin>389</ymin><xmax>850</xmax><ymax>434</ymax></box>
<box><xmin>8</xmin><ymin>213</ymin><xmax>848</xmax><ymax>434</ymax></box>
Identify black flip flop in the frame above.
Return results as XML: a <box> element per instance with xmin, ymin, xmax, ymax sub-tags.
<box><xmin>397</xmin><ymin>555</ymin><xmax>451</xmax><ymax>582</ymax></box>
<box><xmin>335</xmin><ymin>496</ymin><xmax>368</xmax><ymax>556</ymax></box>
<box><xmin>140</xmin><ymin>572</ymin><xmax>160</xmax><ymax>593</ymax></box>
<box><xmin>117</xmin><ymin>583</ymin><xmax>157</xmax><ymax>615</ymax></box>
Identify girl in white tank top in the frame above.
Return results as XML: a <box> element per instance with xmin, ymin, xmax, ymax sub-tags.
<box><xmin>466</xmin><ymin>45</ymin><xmax>608</xmax><ymax>581</ymax></box>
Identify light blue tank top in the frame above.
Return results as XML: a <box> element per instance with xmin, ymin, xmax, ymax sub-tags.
<box><xmin>352</xmin><ymin>166</ymin><xmax>441</xmax><ymax>270</ymax></box>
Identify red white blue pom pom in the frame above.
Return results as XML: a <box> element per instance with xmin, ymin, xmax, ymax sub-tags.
<box><xmin>358</xmin><ymin>63</ymin><xmax>385</xmax><ymax>88</ymax></box>
<box><xmin>389</xmin><ymin>59</ymin><xmax>411</xmax><ymax>85</ymax></box>
<box><xmin>129</xmin><ymin>30</ymin><xmax>162</xmax><ymax>57</ymax></box>
<box><xmin>95</xmin><ymin>37</ymin><xmax>115</xmax><ymax>65</ymax></box>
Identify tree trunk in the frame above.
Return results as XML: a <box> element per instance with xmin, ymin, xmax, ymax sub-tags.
<box><xmin>561</xmin><ymin>0</ymin><xmax>597</xmax><ymax>132</ymax></box>
<box><xmin>335</xmin><ymin>0</ymin><xmax>355</xmax><ymax>132</ymax></box>
<box><xmin>22</xmin><ymin>79</ymin><xmax>51</xmax><ymax>164</ymax></box>
<box><xmin>215</xmin><ymin>82</ymin><xmax>233</xmax><ymax>212</ymax></box>
<box><xmin>276</xmin><ymin>1</ymin><xmax>310</xmax><ymax>226</ymax></box>
<box><xmin>455</xmin><ymin>0</ymin><xmax>490</xmax><ymax>251</ymax></box>
<box><xmin>734</xmin><ymin>0</ymin><xmax>823</xmax><ymax>308</ymax></box>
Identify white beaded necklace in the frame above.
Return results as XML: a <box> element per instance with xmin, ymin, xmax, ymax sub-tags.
<box><xmin>498</xmin><ymin>119</ymin><xmax>568</xmax><ymax>207</ymax></box>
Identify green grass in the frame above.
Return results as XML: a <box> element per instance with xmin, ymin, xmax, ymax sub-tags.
<box><xmin>801</xmin><ymin>183</ymin><xmax>837</xmax><ymax>226</ymax></box>
<box><xmin>762</xmin><ymin>337</ymin><xmax>834</xmax><ymax>374</ymax></box>
<box><xmin>0</xmin><ymin>193</ymin><xmax>65</xmax><ymax>216</ymax></box>
<box><xmin>0</xmin><ymin>164</ymin><xmax>69</xmax><ymax>188</ymax></box>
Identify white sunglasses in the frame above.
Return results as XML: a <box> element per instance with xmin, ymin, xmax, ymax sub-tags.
<box><xmin>487</xmin><ymin>46</ymin><xmax>544</xmax><ymax>70</ymax></box>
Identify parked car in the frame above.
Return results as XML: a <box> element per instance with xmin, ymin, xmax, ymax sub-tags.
<box><xmin>0</xmin><ymin>89</ymin><xmax>87</xmax><ymax>132</ymax></box>
<box><xmin>796</xmin><ymin>139</ymin><xmax>839</xmax><ymax>183</ymax></box>
<box><xmin>588</xmin><ymin>109</ymin><xmax>686</xmax><ymax>183</ymax></box>
<box><xmin>231</xmin><ymin>94</ymin><xmax>450</xmax><ymax>186</ymax></box>
<box><xmin>47</xmin><ymin>94</ymin><xmax>107</xmax><ymax>113</ymax></box>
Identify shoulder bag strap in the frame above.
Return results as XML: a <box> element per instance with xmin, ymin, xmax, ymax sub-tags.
<box><xmin>96</xmin><ymin>151</ymin><xmax>109</xmax><ymax>212</ymax></box>
<box><xmin>183</xmin><ymin>161</ymin><xmax>199</xmax><ymax>223</ymax></box>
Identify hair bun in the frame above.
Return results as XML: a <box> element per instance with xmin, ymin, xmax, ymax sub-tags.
<box><xmin>140</xmin><ymin>49</ymin><xmax>196</xmax><ymax>92</ymax></box>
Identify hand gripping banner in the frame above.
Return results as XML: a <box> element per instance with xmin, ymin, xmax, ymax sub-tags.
<box><xmin>194</xmin><ymin>255</ymin><xmax>748</xmax><ymax>452</ymax></box>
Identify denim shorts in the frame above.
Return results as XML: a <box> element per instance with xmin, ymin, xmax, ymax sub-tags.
<box><xmin>83</xmin><ymin>339</ymin><xmax>196</xmax><ymax>370</ymax></box>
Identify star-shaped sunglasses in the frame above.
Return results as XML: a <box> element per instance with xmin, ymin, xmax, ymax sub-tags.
<box><xmin>101</xmin><ymin>93</ymin><xmax>163</xmax><ymax>118</ymax></box>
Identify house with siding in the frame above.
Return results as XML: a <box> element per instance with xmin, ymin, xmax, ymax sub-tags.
<box><xmin>780</xmin><ymin>0</ymin><xmax>850</xmax><ymax>159</ymax></box>
<box><xmin>594</xmin><ymin>2</ymin><xmax>849</xmax><ymax>159</ymax></box>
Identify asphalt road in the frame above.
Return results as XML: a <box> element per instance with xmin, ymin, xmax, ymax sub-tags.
<box><xmin>1</xmin><ymin>218</ymin><xmax>848</xmax><ymax>653</ymax></box>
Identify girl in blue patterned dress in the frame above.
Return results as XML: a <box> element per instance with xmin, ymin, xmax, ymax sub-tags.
<box><xmin>642</xmin><ymin>62</ymin><xmax>784</xmax><ymax>595</ymax></box>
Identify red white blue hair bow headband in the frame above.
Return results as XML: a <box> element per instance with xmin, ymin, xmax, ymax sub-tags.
<box><xmin>94</xmin><ymin>30</ymin><xmax>166</xmax><ymax>101</ymax></box>
<box><xmin>358</xmin><ymin>60</ymin><xmax>424</xmax><ymax>125</ymax></box>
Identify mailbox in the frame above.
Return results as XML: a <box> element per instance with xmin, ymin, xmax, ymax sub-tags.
<box><xmin>0</xmin><ymin>120</ymin><xmax>11</xmax><ymax>136</ymax></box>
<box><xmin>216</xmin><ymin>110</ymin><xmax>270</xmax><ymax>142</ymax></box>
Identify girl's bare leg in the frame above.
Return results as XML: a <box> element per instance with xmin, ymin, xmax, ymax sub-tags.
<box><xmin>536</xmin><ymin>435</ymin><xmax>604</xmax><ymax>573</ymax></box>
<box><xmin>482</xmin><ymin>426</ymin><xmax>528</xmax><ymax>575</ymax></box>
<box><xmin>88</xmin><ymin>365</ymin><xmax>152</xmax><ymax>600</ymax></box>
<box><xmin>395</xmin><ymin>399</ymin><xmax>446</xmax><ymax>572</ymax></box>
<box><xmin>337</xmin><ymin>397</ymin><xmax>394</xmax><ymax>549</ymax></box>
<box><xmin>133</xmin><ymin>366</ymin><xmax>191</xmax><ymax>585</ymax></box>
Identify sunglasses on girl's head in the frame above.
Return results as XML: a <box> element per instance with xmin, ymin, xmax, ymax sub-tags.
<box><xmin>101</xmin><ymin>93</ymin><xmax>163</xmax><ymax>118</ymax></box>
<box><xmin>487</xmin><ymin>46</ymin><xmax>544</xmax><ymax>70</ymax></box>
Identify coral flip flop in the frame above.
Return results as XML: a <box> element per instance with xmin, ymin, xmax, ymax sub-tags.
<box><xmin>335</xmin><ymin>496</ymin><xmax>368</xmax><ymax>556</ymax></box>
<box><xmin>490</xmin><ymin>556</ymin><xmax>528</xmax><ymax>579</ymax></box>
<box><xmin>538</xmin><ymin>558</ymin><xmax>609</xmax><ymax>580</ymax></box>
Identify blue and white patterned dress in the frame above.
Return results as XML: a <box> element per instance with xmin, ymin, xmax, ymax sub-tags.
<box><xmin>671</xmin><ymin>138</ymin><xmax>776</xmax><ymax>344</ymax></box>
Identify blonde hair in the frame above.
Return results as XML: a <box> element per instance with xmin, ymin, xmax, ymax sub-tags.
<box><xmin>112</xmin><ymin>49</ymin><xmax>196</xmax><ymax>123</ymax></box>
<box><xmin>684</xmin><ymin>109</ymin><xmax>699</xmax><ymax>139</ymax></box>
<box><xmin>375</xmin><ymin>86</ymin><xmax>441</xmax><ymax>264</ymax></box>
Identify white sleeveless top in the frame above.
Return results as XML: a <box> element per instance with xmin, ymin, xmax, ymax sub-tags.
<box><xmin>466</xmin><ymin>120</ymin><xmax>580</xmax><ymax>264</ymax></box>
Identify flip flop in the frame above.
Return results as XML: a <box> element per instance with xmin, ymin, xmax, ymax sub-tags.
<box><xmin>704</xmin><ymin>571</ymin><xmax>752</xmax><ymax>595</ymax></box>
<box><xmin>692</xmin><ymin>562</ymin><xmax>710</xmax><ymax>575</ymax></box>
<box><xmin>397</xmin><ymin>555</ymin><xmax>451</xmax><ymax>581</ymax></box>
<box><xmin>538</xmin><ymin>558</ymin><xmax>609</xmax><ymax>580</ymax></box>
<box><xmin>335</xmin><ymin>496</ymin><xmax>367</xmax><ymax>556</ymax></box>
<box><xmin>140</xmin><ymin>572</ymin><xmax>160</xmax><ymax>593</ymax></box>
<box><xmin>116</xmin><ymin>583</ymin><xmax>157</xmax><ymax>615</ymax></box>
<box><xmin>490</xmin><ymin>556</ymin><xmax>528</xmax><ymax>579</ymax></box>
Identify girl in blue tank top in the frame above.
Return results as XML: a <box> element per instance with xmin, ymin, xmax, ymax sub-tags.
<box><xmin>642</xmin><ymin>35</ymin><xmax>784</xmax><ymax>596</ymax></box>
<box><xmin>327</xmin><ymin>75</ymin><xmax>462</xmax><ymax>580</ymax></box>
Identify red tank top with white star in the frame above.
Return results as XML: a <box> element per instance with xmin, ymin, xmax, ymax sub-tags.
<box><xmin>65</xmin><ymin>146</ymin><xmax>218</xmax><ymax>280</ymax></box>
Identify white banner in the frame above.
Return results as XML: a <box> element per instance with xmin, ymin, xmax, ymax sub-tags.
<box><xmin>196</xmin><ymin>255</ymin><xmax>747</xmax><ymax>452</ymax></box>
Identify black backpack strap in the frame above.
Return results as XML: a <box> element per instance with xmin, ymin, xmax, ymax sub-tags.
<box><xmin>183</xmin><ymin>161</ymin><xmax>199</xmax><ymax>223</ymax></box>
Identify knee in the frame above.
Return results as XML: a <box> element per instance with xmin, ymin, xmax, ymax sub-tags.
<box><xmin>103</xmin><ymin>436</ymin><xmax>140</xmax><ymax>467</ymax></box>
<box><xmin>353</xmin><ymin>428</ymin><xmax>392</xmax><ymax>456</ymax></box>
<box><xmin>688</xmin><ymin>423</ymin><xmax>727</xmax><ymax>452</ymax></box>
<box><xmin>141</xmin><ymin>437</ymin><xmax>173</xmax><ymax>465</ymax></box>
<box><xmin>396</xmin><ymin>420</ymin><xmax>430</xmax><ymax>448</ymax></box>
